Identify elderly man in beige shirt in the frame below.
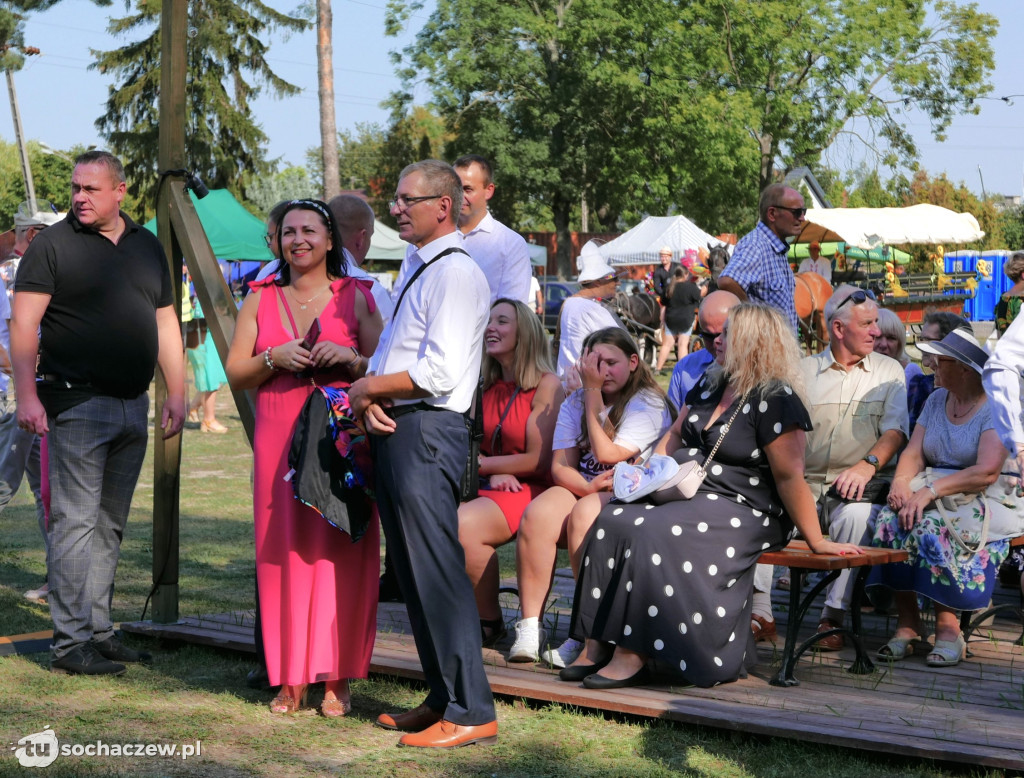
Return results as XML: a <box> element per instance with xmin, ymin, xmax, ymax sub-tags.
<box><xmin>758</xmin><ymin>285</ymin><xmax>908</xmax><ymax>648</ymax></box>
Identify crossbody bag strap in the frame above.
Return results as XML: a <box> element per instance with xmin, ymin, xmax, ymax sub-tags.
<box><xmin>700</xmin><ymin>391</ymin><xmax>749</xmax><ymax>471</ymax></box>
<box><xmin>275</xmin><ymin>284</ymin><xmax>301</xmax><ymax>338</ymax></box>
<box><xmin>927</xmin><ymin>466</ymin><xmax>991</xmax><ymax>555</ymax></box>
<box><xmin>392</xmin><ymin>246</ymin><xmax>470</xmax><ymax>319</ymax></box>
<box><xmin>490</xmin><ymin>386</ymin><xmax>522</xmax><ymax>454</ymax></box>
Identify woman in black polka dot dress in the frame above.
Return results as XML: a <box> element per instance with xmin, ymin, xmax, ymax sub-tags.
<box><xmin>564</xmin><ymin>304</ymin><xmax>865</xmax><ymax>689</ymax></box>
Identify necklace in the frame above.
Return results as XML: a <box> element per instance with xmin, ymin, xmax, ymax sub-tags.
<box><xmin>287</xmin><ymin>284</ymin><xmax>330</xmax><ymax>310</ymax></box>
<box><xmin>949</xmin><ymin>393</ymin><xmax>982</xmax><ymax>420</ymax></box>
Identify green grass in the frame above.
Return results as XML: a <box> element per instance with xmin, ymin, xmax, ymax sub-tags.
<box><xmin>0</xmin><ymin>391</ymin><xmax>1006</xmax><ymax>777</ymax></box>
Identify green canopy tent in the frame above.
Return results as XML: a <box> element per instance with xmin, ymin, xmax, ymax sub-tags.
<box><xmin>788</xmin><ymin>241</ymin><xmax>911</xmax><ymax>265</ymax></box>
<box><xmin>144</xmin><ymin>189</ymin><xmax>273</xmax><ymax>261</ymax></box>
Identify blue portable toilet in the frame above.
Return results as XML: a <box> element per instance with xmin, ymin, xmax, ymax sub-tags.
<box><xmin>974</xmin><ymin>250</ymin><xmax>1010</xmax><ymax>322</ymax></box>
<box><xmin>946</xmin><ymin>250</ymin><xmax>980</xmax><ymax>319</ymax></box>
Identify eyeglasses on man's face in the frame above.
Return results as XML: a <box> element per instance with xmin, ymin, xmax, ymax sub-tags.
<box><xmin>388</xmin><ymin>194</ymin><xmax>443</xmax><ymax>211</ymax></box>
<box><xmin>264</xmin><ymin>232</ymin><xmax>276</xmax><ymax>247</ymax></box>
<box><xmin>772</xmin><ymin>205</ymin><xmax>807</xmax><ymax>219</ymax></box>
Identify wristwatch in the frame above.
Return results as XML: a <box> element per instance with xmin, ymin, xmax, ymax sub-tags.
<box><xmin>862</xmin><ymin>454</ymin><xmax>880</xmax><ymax>471</ymax></box>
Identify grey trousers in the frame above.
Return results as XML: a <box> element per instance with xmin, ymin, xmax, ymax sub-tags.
<box><xmin>819</xmin><ymin>497</ymin><xmax>880</xmax><ymax>616</ymax></box>
<box><xmin>0</xmin><ymin>391</ymin><xmax>44</xmax><ymax>544</ymax></box>
<box><xmin>46</xmin><ymin>395</ymin><xmax>149</xmax><ymax>658</ymax></box>
<box><xmin>371</xmin><ymin>409</ymin><xmax>496</xmax><ymax>726</ymax></box>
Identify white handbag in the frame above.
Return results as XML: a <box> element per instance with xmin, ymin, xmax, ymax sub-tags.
<box><xmin>612</xmin><ymin>393</ymin><xmax>747</xmax><ymax>504</ymax></box>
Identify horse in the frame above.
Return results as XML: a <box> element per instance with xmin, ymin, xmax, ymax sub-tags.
<box><xmin>706</xmin><ymin>242</ymin><xmax>731</xmax><ymax>287</ymax></box>
<box><xmin>610</xmin><ymin>290</ymin><xmax>661</xmax><ymax>368</ymax></box>
<box><xmin>794</xmin><ymin>271</ymin><xmax>833</xmax><ymax>354</ymax></box>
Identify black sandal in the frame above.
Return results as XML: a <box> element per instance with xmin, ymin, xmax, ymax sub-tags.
<box><xmin>480</xmin><ymin>617</ymin><xmax>507</xmax><ymax>648</ymax></box>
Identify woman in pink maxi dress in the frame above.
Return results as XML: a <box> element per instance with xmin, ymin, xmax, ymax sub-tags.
<box><xmin>227</xmin><ymin>199</ymin><xmax>383</xmax><ymax>716</ymax></box>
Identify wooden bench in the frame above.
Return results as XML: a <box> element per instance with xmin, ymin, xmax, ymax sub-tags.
<box><xmin>758</xmin><ymin>541</ymin><xmax>908</xmax><ymax>687</ymax></box>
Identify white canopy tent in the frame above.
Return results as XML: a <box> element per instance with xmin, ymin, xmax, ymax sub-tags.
<box><xmin>365</xmin><ymin>220</ymin><xmax>407</xmax><ymax>262</ymax></box>
<box><xmin>598</xmin><ymin>215</ymin><xmax>719</xmax><ymax>265</ymax></box>
<box><xmin>798</xmin><ymin>204</ymin><xmax>985</xmax><ymax>249</ymax></box>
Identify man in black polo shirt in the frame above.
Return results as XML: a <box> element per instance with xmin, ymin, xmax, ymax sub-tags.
<box><xmin>11</xmin><ymin>150</ymin><xmax>186</xmax><ymax>676</ymax></box>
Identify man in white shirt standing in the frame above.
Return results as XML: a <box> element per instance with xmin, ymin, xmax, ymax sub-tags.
<box><xmin>348</xmin><ymin>160</ymin><xmax>496</xmax><ymax>750</ymax></box>
<box><xmin>327</xmin><ymin>194</ymin><xmax>394</xmax><ymax>324</ymax></box>
<box><xmin>798</xmin><ymin>241</ymin><xmax>832</xmax><ymax>282</ymax></box>
<box><xmin>454</xmin><ymin>154</ymin><xmax>532</xmax><ymax>304</ymax></box>
<box><xmin>983</xmin><ymin>312</ymin><xmax>1024</xmax><ymax>476</ymax></box>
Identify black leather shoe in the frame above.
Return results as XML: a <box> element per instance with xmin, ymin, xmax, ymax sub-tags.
<box><xmin>379</xmin><ymin>572</ymin><xmax>405</xmax><ymax>603</ymax></box>
<box><xmin>92</xmin><ymin>635</ymin><xmax>152</xmax><ymax>664</ymax></box>
<box><xmin>51</xmin><ymin>644</ymin><xmax>126</xmax><ymax>676</ymax></box>
<box><xmin>558</xmin><ymin>657</ymin><xmax>610</xmax><ymax>682</ymax></box>
<box><xmin>582</xmin><ymin>665</ymin><xmax>651</xmax><ymax>689</ymax></box>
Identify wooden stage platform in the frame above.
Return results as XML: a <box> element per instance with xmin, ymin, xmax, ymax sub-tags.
<box><xmin>120</xmin><ymin>571</ymin><xmax>1024</xmax><ymax>772</ymax></box>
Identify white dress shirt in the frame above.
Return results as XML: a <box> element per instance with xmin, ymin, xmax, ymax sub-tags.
<box><xmin>798</xmin><ymin>256</ymin><xmax>832</xmax><ymax>282</ymax></box>
<box><xmin>983</xmin><ymin>313</ymin><xmax>1024</xmax><ymax>453</ymax></box>
<box><xmin>458</xmin><ymin>211</ymin><xmax>532</xmax><ymax>305</ymax></box>
<box><xmin>369</xmin><ymin>231</ymin><xmax>489</xmax><ymax>413</ymax></box>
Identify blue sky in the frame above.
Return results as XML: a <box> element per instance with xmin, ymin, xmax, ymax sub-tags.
<box><xmin>5</xmin><ymin>0</ymin><xmax>1023</xmax><ymax>200</ymax></box>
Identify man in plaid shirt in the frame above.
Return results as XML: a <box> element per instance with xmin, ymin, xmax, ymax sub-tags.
<box><xmin>718</xmin><ymin>183</ymin><xmax>805</xmax><ymax>334</ymax></box>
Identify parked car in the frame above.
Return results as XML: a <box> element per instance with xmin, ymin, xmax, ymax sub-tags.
<box><xmin>541</xmin><ymin>279</ymin><xmax>580</xmax><ymax>332</ymax></box>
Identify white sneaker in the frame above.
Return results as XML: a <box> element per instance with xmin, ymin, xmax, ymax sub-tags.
<box><xmin>507</xmin><ymin>620</ymin><xmax>547</xmax><ymax>662</ymax></box>
<box><xmin>23</xmin><ymin>582</ymin><xmax>49</xmax><ymax>602</ymax></box>
<box><xmin>540</xmin><ymin>638</ymin><xmax>583</xmax><ymax>669</ymax></box>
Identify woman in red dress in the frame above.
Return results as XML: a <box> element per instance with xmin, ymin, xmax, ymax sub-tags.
<box><xmin>458</xmin><ymin>299</ymin><xmax>562</xmax><ymax>646</ymax></box>
<box><xmin>226</xmin><ymin>199</ymin><xmax>383</xmax><ymax>716</ymax></box>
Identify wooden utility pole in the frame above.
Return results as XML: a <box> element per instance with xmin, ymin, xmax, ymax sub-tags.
<box><xmin>317</xmin><ymin>0</ymin><xmax>340</xmax><ymax>200</ymax></box>
<box><xmin>6</xmin><ymin>70</ymin><xmax>37</xmax><ymax>214</ymax></box>
<box><xmin>152</xmin><ymin>0</ymin><xmax>255</xmax><ymax>624</ymax></box>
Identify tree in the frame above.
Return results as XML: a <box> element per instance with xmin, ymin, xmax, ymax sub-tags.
<box><xmin>245</xmin><ymin>165</ymin><xmax>315</xmax><ymax>216</ymax></box>
<box><xmin>998</xmin><ymin>207</ymin><xmax>1024</xmax><ymax>252</ymax></box>
<box><xmin>682</xmin><ymin>0</ymin><xmax>997</xmax><ymax>191</ymax></box>
<box><xmin>387</xmin><ymin>0</ymin><xmax>731</xmax><ymax>276</ymax></box>
<box><xmin>93</xmin><ymin>0</ymin><xmax>308</xmax><ymax>217</ymax></box>
<box><xmin>901</xmin><ymin>169</ymin><xmax>1002</xmax><ymax>255</ymax></box>
<box><xmin>0</xmin><ymin>140</ymin><xmax>85</xmax><ymax>228</ymax></box>
<box><xmin>308</xmin><ymin>108</ymin><xmax>449</xmax><ymax>223</ymax></box>
<box><xmin>387</xmin><ymin>0</ymin><xmax>996</xmax><ymax>273</ymax></box>
<box><xmin>316</xmin><ymin>0</ymin><xmax>339</xmax><ymax>200</ymax></box>
<box><xmin>0</xmin><ymin>1</ymin><xmax>71</xmax><ymax>74</ymax></box>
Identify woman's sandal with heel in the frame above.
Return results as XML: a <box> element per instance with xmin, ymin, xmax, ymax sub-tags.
<box><xmin>269</xmin><ymin>686</ymin><xmax>308</xmax><ymax>714</ymax></box>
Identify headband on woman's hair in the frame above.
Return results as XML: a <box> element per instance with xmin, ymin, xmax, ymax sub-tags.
<box><xmin>286</xmin><ymin>199</ymin><xmax>333</xmax><ymax>226</ymax></box>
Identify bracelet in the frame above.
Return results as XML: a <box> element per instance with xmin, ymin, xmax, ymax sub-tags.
<box><xmin>583</xmin><ymin>387</ymin><xmax>602</xmax><ymax>392</ymax></box>
<box><xmin>263</xmin><ymin>347</ymin><xmax>278</xmax><ymax>371</ymax></box>
<box><xmin>347</xmin><ymin>347</ymin><xmax>362</xmax><ymax>368</ymax></box>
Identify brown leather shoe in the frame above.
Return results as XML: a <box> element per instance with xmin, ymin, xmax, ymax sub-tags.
<box><xmin>376</xmin><ymin>703</ymin><xmax>443</xmax><ymax>732</ymax></box>
<box><xmin>398</xmin><ymin>719</ymin><xmax>498</xmax><ymax>749</ymax></box>
<box><xmin>815</xmin><ymin>618</ymin><xmax>844</xmax><ymax>651</ymax></box>
<box><xmin>751</xmin><ymin>614</ymin><xmax>777</xmax><ymax>643</ymax></box>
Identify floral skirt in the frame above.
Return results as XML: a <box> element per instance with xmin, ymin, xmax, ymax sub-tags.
<box><xmin>868</xmin><ymin>506</ymin><xmax>1010</xmax><ymax>612</ymax></box>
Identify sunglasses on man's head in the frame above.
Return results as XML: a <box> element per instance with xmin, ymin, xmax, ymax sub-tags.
<box><xmin>835</xmin><ymin>288</ymin><xmax>876</xmax><ymax>312</ymax></box>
